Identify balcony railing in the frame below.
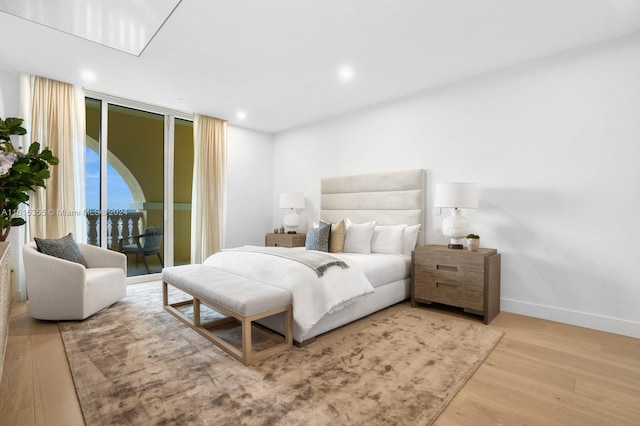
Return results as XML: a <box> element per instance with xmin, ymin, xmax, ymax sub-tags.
<box><xmin>86</xmin><ymin>211</ymin><xmax>145</xmax><ymax>250</ymax></box>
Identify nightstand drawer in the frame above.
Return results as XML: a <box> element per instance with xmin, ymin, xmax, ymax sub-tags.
<box><xmin>413</xmin><ymin>281</ymin><xmax>484</xmax><ymax>312</ymax></box>
<box><xmin>414</xmin><ymin>265</ymin><xmax>484</xmax><ymax>292</ymax></box>
<box><xmin>265</xmin><ymin>233</ymin><xmax>306</xmax><ymax>248</ymax></box>
<box><xmin>414</xmin><ymin>250</ymin><xmax>487</xmax><ymax>273</ymax></box>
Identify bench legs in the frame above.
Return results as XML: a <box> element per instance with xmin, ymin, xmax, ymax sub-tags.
<box><xmin>162</xmin><ymin>281</ymin><xmax>293</xmax><ymax>365</ymax></box>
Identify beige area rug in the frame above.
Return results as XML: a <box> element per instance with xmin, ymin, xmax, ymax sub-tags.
<box><xmin>59</xmin><ymin>283</ymin><xmax>503</xmax><ymax>425</ymax></box>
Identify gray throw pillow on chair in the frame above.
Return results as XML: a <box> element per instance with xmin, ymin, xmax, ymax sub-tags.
<box><xmin>34</xmin><ymin>233</ymin><xmax>89</xmax><ymax>267</ymax></box>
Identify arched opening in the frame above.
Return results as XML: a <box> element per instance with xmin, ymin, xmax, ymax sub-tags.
<box><xmin>85</xmin><ymin>136</ymin><xmax>144</xmax><ymax>210</ymax></box>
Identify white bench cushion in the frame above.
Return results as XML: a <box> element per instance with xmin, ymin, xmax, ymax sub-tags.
<box><xmin>162</xmin><ymin>265</ymin><xmax>292</xmax><ymax>317</ymax></box>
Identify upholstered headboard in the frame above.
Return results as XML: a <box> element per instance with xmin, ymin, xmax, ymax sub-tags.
<box><xmin>320</xmin><ymin>169</ymin><xmax>426</xmax><ymax>245</ymax></box>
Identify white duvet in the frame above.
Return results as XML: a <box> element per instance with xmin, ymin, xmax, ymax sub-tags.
<box><xmin>203</xmin><ymin>247</ymin><xmax>374</xmax><ymax>338</ymax></box>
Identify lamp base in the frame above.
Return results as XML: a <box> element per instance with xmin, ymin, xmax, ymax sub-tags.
<box><xmin>443</xmin><ymin>209</ymin><xmax>470</xmax><ymax>251</ymax></box>
<box><xmin>283</xmin><ymin>210</ymin><xmax>300</xmax><ymax>234</ymax></box>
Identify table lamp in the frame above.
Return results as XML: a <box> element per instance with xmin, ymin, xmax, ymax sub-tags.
<box><xmin>279</xmin><ymin>192</ymin><xmax>305</xmax><ymax>233</ymax></box>
<box><xmin>434</xmin><ymin>182</ymin><xmax>478</xmax><ymax>249</ymax></box>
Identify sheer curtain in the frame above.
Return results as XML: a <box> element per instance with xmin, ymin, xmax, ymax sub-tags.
<box><xmin>191</xmin><ymin>114</ymin><xmax>227</xmax><ymax>263</ymax></box>
<box><xmin>22</xmin><ymin>74</ymin><xmax>86</xmax><ymax>241</ymax></box>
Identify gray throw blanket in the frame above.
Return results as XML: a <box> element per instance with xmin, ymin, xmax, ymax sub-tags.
<box><xmin>227</xmin><ymin>246</ymin><xmax>349</xmax><ymax>277</ymax></box>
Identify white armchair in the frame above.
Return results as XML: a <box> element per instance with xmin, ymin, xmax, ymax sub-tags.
<box><xmin>23</xmin><ymin>242</ymin><xmax>127</xmax><ymax>320</ymax></box>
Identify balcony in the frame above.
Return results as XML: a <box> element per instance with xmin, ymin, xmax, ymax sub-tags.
<box><xmin>85</xmin><ymin>211</ymin><xmax>163</xmax><ymax>276</ymax></box>
<box><xmin>86</xmin><ymin>211</ymin><xmax>144</xmax><ymax>249</ymax></box>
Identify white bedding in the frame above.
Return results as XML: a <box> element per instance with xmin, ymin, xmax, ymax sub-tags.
<box><xmin>203</xmin><ymin>247</ymin><xmax>375</xmax><ymax>338</ymax></box>
<box><xmin>333</xmin><ymin>253</ymin><xmax>411</xmax><ymax>288</ymax></box>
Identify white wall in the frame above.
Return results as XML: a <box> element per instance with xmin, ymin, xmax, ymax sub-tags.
<box><xmin>0</xmin><ymin>70</ymin><xmax>19</xmax><ymax>117</ymax></box>
<box><xmin>272</xmin><ymin>37</ymin><xmax>640</xmax><ymax>338</ymax></box>
<box><xmin>226</xmin><ymin>125</ymin><xmax>274</xmax><ymax>248</ymax></box>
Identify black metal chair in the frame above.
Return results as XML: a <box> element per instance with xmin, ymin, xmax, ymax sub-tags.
<box><xmin>119</xmin><ymin>226</ymin><xmax>164</xmax><ymax>274</ymax></box>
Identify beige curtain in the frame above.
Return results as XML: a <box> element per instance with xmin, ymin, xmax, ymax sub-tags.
<box><xmin>191</xmin><ymin>114</ymin><xmax>227</xmax><ymax>263</ymax></box>
<box><xmin>27</xmin><ymin>75</ymin><xmax>86</xmax><ymax>240</ymax></box>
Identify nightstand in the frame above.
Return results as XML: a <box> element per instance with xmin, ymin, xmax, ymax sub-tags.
<box><xmin>411</xmin><ymin>244</ymin><xmax>501</xmax><ymax>324</ymax></box>
<box><xmin>265</xmin><ymin>233</ymin><xmax>306</xmax><ymax>248</ymax></box>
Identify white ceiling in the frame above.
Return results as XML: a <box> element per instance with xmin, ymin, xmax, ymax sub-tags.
<box><xmin>1</xmin><ymin>0</ymin><xmax>640</xmax><ymax>133</ymax></box>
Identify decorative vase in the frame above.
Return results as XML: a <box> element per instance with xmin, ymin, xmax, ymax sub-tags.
<box><xmin>466</xmin><ymin>238</ymin><xmax>479</xmax><ymax>252</ymax></box>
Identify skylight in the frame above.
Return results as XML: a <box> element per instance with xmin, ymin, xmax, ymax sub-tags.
<box><xmin>0</xmin><ymin>0</ymin><xmax>182</xmax><ymax>56</ymax></box>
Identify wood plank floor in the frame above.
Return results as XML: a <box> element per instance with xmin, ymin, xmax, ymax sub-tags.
<box><xmin>0</xmin><ymin>303</ymin><xmax>83</xmax><ymax>426</ymax></box>
<box><xmin>0</xmin><ymin>292</ymin><xmax>638</xmax><ymax>425</ymax></box>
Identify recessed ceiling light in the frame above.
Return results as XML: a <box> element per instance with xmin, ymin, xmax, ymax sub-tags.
<box><xmin>338</xmin><ymin>65</ymin><xmax>354</xmax><ymax>82</ymax></box>
<box><xmin>236</xmin><ymin>111</ymin><xmax>247</xmax><ymax>120</ymax></box>
<box><xmin>81</xmin><ymin>70</ymin><xmax>97</xmax><ymax>82</ymax></box>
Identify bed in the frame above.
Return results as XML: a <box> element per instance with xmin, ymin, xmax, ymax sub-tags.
<box><xmin>203</xmin><ymin>169</ymin><xmax>426</xmax><ymax>345</ymax></box>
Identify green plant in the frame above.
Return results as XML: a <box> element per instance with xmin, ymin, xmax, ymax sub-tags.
<box><xmin>466</xmin><ymin>233</ymin><xmax>480</xmax><ymax>239</ymax></box>
<box><xmin>0</xmin><ymin>117</ymin><xmax>59</xmax><ymax>241</ymax></box>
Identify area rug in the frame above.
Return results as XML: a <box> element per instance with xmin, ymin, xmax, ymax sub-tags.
<box><xmin>59</xmin><ymin>282</ymin><xmax>503</xmax><ymax>425</ymax></box>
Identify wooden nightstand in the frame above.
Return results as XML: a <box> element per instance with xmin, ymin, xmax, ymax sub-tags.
<box><xmin>265</xmin><ymin>233</ymin><xmax>306</xmax><ymax>248</ymax></box>
<box><xmin>411</xmin><ymin>244</ymin><xmax>501</xmax><ymax>324</ymax></box>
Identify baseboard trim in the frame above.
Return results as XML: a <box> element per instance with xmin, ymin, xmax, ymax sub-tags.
<box><xmin>501</xmin><ymin>298</ymin><xmax>640</xmax><ymax>339</ymax></box>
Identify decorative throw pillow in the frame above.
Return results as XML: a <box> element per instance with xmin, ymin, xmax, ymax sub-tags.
<box><xmin>371</xmin><ymin>224</ymin><xmax>407</xmax><ymax>254</ymax></box>
<box><xmin>344</xmin><ymin>218</ymin><xmax>376</xmax><ymax>254</ymax></box>
<box><xmin>329</xmin><ymin>220</ymin><xmax>346</xmax><ymax>253</ymax></box>
<box><xmin>305</xmin><ymin>223</ymin><xmax>330</xmax><ymax>252</ymax></box>
<box><xmin>320</xmin><ymin>220</ymin><xmax>332</xmax><ymax>248</ymax></box>
<box><xmin>34</xmin><ymin>233</ymin><xmax>88</xmax><ymax>267</ymax></box>
<box><xmin>402</xmin><ymin>224</ymin><xmax>421</xmax><ymax>255</ymax></box>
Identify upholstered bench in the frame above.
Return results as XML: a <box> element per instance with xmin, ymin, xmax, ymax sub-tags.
<box><xmin>162</xmin><ymin>265</ymin><xmax>293</xmax><ymax>365</ymax></box>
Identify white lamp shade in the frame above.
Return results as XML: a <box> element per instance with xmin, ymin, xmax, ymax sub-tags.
<box><xmin>434</xmin><ymin>183</ymin><xmax>478</xmax><ymax>209</ymax></box>
<box><xmin>279</xmin><ymin>192</ymin><xmax>305</xmax><ymax>209</ymax></box>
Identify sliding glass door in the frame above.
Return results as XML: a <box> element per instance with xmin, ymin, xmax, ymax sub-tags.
<box><xmin>85</xmin><ymin>95</ymin><xmax>192</xmax><ymax>279</ymax></box>
<box><xmin>108</xmin><ymin>104</ymin><xmax>164</xmax><ymax>276</ymax></box>
<box><xmin>85</xmin><ymin>98</ymin><xmax>102</xmax><ymax>245</ymax></box>
<box><xmin>174</xmin><ymin>118</ymin><xmax>194</xmax><ymax>266</ymax></box>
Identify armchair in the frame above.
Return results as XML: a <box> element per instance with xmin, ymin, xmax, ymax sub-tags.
<box><xmin>23</xmin><ymin>242</ymin><xmax>127</xmax><ymax>320</ymax></box>
<box><xmin>119</xmin><ymin>226</ymin><xmax>164</xmax><ymax>274</ymax></box>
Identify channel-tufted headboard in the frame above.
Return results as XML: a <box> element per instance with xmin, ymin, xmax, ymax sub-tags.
<box><xmin>320</xmin><ymin>169</ymin><xmax>426</xmax><ymax>245</ymax></box>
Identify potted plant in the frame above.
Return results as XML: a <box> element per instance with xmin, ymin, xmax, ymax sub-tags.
<box><xmin>465</xmin><ymin>233</ymin><xmax>480</xmax><ymax>252</ymax></box>
<box><xmin>0</xmin><ymin>117</ymin><xmax>59</xmax><ymax>242</ymax></box>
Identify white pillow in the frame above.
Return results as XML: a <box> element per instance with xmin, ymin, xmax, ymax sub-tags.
<box><xmin>402</xmin><ymin>224</ymin><xmax>421</xmax><ymax>254</ymax></box>
<box><xmin>344</xmin><ymin>218</ymin><xmax>376</xmax><ymax>254</ymax></box>
<box><xmin>371</xmin><ymin>224</ymin><xmax>407</xmax><ymax>254</ymax></box>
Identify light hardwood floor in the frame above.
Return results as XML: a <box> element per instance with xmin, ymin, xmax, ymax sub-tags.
<box><xmin>0</xmin><ymin>291</ymin><xmax>638</xmax><ymax>425</ymax></box>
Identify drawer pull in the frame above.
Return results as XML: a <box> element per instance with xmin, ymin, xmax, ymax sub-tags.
<box><xmin>436</xmin><ymin>282</ymin><xmax>457</xmax><ymax>290</ymax></box>
<box><xmin>436</xmin><ymin>264</ymin><xmax>457</xmax><ymax>272</ymax></box>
